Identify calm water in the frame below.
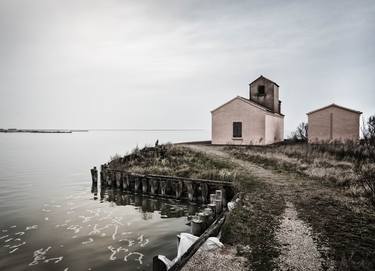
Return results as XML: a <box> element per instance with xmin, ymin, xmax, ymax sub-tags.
<box><xmin>0</xmin><ymin>130</ymin><xmax>209</xmax><ymax>271</ymax></box>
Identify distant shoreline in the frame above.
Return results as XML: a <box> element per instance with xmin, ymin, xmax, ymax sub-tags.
<box><xmin>0</xmin><ymin>129</ymin><xmax>205</xmax><ymax>134</ymax></box>
<box><xmin>0</xmin><ymin>129</ymin><xmax>88</xmax><ymax>134</ymax></box>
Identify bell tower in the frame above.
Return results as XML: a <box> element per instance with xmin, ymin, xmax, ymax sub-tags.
<box><xmin>249</xmin><ymin>75</ymin><xmax>281</xmax><ymax>114</ymax></box>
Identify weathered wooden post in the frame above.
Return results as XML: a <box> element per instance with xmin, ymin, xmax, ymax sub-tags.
<box><xmin>150</xmin><ymin>179</ymin><xmax>159</xmax><ymax>195</ymax></box>
<box><xmin>90</xmin><ymin>166</ymin><xmax>98</xmax><ymax>185</ymax></box>
<box><xmin>216</xmin><ymin>189</ymin><xmax>227</xmax><ymax>208</ymax></box>
<box><xmin>208</xmin><ymin>193</ymin><xmax>217</xmax><ymax>215</ymax></box>
<box><xmin>186</xmin><ymin>181</ymin><xmax>194</xmax><ymax>202</ymax></box>
<box><xmin>122</xmin><ymin>173</ymin><xmax>129</xmax><ymax>191</ymax></box>
<box><xmin>115</xmin><ymin>171</ymin><xmax>122</xmax><ymax>189</ymax></box>
<box><xmin>160</xmin><ymin>180</ymin><xmax>167</xmax><ymax>197</ymax></box>
<box><xmin>134</xmin><ymin>176</ymin><xmax>141</xmax><ymax>193</ymax></box>
<box><xmin>191</xmin><ymin>215</ymin><xmax>204</xmax><ymax>236</ymax></box>
<box><xmin>198</xmin><ymin>212</ymin><xmax>210</xmax><ymax>230</ymax></box>
<box><xmin>106</xmin><ymin>174</ymin><xmax>112</xmax><ymax>187</ymax></box>
<box><xmin>175</xmin><ymin>181</ymin><xmax>183</xmax><ymax>200</ymax></box>
<box><xmin>200</xmin><ymin>182</ymin><xmax>208</xmax><ymax>203</ymax></box>
<box><xmin>100</xmin><ymin>165</ymin><xmax>107</xmax><ymax>186</ymax></box>
<box><xmin>142</xmin><ymin>177</ymin><xmax>149</xmax><ymax>194</ymax></box>
<box><xmin>215</xmin><ymin>190</ymin><xmax>223</xmax><ymax>213</ymax></box>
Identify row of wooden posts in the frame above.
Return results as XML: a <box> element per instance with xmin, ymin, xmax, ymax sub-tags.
<box><xmin>90</xmin><ymin>165</ymin><xmax>233</xmax><ymax>271</ymax></box>
<box><xmin>90</xmin><ymin>165</ymin><xmax>234</xmax><ymax>205</ymax></box>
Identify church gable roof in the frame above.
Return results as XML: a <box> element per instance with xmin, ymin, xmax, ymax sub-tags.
<box><xmin>249</xmin><ymin>75</ymin><xmax>279</xmax><ymax>87</ymax></box>
<box><xmin>307</xmin><ymin>103</ymin><xmax>362</xmax><ymax>115</ymax></box>
<box><xmin>211</xmin><ymin>96</ymin><xmax>284</xmax><ymax>116</ymax></box>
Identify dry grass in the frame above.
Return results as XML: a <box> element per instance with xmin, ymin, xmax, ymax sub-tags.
<box><xmin>108</xmin><ymin>144</ymin><xmax>244</xmax><ymax>182</ymax></box>
<box><xmin>224</xmin><ymin>142</ymin><xmax>375</xmax><ymax>202</ymax></box>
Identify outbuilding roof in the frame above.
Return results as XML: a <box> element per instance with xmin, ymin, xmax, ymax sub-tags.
<box><xmin>306</xmin><ymin>103</ymin><xmax>362</xmax><ymax>115</ymax></box>
<box><xmin>211</xmin><ymin>96</ymin><xmax>284</xmax><ymax>116</ymax></box>
<box><xmin>249</xmin><ymin>75</ymin><xmax>279</xmax><ymax>87</ymax></box>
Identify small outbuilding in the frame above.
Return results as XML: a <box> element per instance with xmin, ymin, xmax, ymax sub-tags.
<box><xmin>307</xmin><ymin>103</ymin><xmax>362</xmax><ymax>143</ymax></box>
<box><xmin>211</xmin><ymin>76</ymin><xmax>284</xmax><ymax>145</ymax></box>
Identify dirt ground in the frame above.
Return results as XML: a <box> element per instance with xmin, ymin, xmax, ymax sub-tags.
<box><xmin>182</xmin><ymin>144</ymin><xmax>375</xmax><ymax>271</ymax></box>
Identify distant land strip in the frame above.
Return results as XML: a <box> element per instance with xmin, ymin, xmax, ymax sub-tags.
<box><xmin>0</xmin><ymin>129</ymin><xmax>88</xmax><ymax>133</ymax></box>
<box><xmin>88</xmin><ymin>128</ymin><xmax>206</xmax><ymax>132</ymax></box>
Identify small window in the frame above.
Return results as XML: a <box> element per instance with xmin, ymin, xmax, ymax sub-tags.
<box><xmin>257</xmin><ymin>85</ymin><xmax>265</xmax><ymax>96</ymax></box>
<box><xmin>233</xmin><ymin>122</ymin><xmax>242</xmax><ymax>138</ymax></box>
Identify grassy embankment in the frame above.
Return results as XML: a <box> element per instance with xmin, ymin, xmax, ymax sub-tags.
<box><xmin>108</xmin><ymin>143</ymin><xmax>243</xmax><ymax>182</ymax></box>
<box><xmin>109</xmin><ymin>143</ymin><xmax>375</xmax><ymax>271</ymax></box>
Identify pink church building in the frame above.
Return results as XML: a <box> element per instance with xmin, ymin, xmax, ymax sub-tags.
<box><xmin>211</xmin><ymin>76</ymin><xmax>284</xmax><ymax>145</ymax></box>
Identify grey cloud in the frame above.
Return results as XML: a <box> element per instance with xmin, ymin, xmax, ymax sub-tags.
<box><xmin>0</xmin><ymin>0</ymin><xmax>374</xmax><ymax>134</ymax></box>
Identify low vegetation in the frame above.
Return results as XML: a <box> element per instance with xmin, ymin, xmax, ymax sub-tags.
<box><xmin>108</xmin><ymin>143</ymin><xmax>243</xmax><ymax>182</ymax></box>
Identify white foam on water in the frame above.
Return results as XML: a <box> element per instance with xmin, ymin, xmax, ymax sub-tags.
<box><xmin>10</xmin><ymin>241</ymin><xmax>26</xmax><ymax>249</ymax></box>
<box><xmin>67</xmin><ymin>225</ymin><xmax>81</xmax><ymax>234</ymax></box>
<box><xmin>0</xmin><ymin>235</ymin><xmax>9</xmax><ymax>240</ymax></box>
<box><xmin>112</xmin><ymin>225</ymin><xmax>118</xmax><ymax>240</ymax></box>
<box><xmin>9</xmin><ymin>248</ymin><xmax>19</xmax><ymax>254</ymax></box>
<box><xmin>29</xmin><ymin>246</ymin><xmax>63</xmax><ymax>266</ymax></box>
<box><xmin>25</xmin><ymin>225</ymin><xmax>38</xmax><ymax>231</ymax></box>
<box><xmin>44</xmin><ymin>257</ymin><xmax>63</xmax><ymax>264</ymax></box>
<box><xmin>82</xmin><ymin>238</ymin><xmax>94</xmax><ymax>245</ymax></box>
<box><xmin>137</xmin><ymin>234</ymin><xmax>149</xmax><ymax>247</ymax></box>
<box><xmin>108</xmin><ymin>246</ymin><xmax>129</xmax><ymax>261</ymax></box>
<box><xmin>29</xmin><ymin>247</ymin><xmax>52</xmax><ymax>266</ymax></box>
<box><xmin>124</xmin><ymin>252</ymin><xmax>144</xmax><ymax>265</ymax></box>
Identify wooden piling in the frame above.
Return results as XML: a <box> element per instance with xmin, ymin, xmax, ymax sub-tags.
<box><xmin>150</xmin><ymin>179</ymin><xmax>159</xmax><ymax>195</ymax></box>
<box><xmin>122</xmin><ymin>173</ymin><xmax>129</xmax><ymax>191</ymax></box>
<box><xmin>134</xmin><ymin>176</ymin><xmax>141</xmax><ymax>193</ymax></box>
<box><xmin>142</xmin><ymin>178</ymin><xmax>149</xmax><ymax>194</ymax></box>
<box><xmin>160</xmin><ymin>180</ymin><xmax>167</xmax><ymax>196</ymax></box>
<box><xmin>115</xmin><ymin>171</ymin><xmax>122</xmax><ymax>188</ymax></box>
<box><xmin>175</xmin><ymin>181</ymin><xmax>183</xmax><ymax>200</ymax></box>
<box><xmin>200</xmin><ymin>182</ymin><xmax>208</xmax><ymax>203</ymax></box>
<box><xmin>186</xmin><ymin>181</ymin><xmax>194</xmax><ymax>202</ymax></box>
<box><xmin>90</xmin><ymin>167</ymin><xmax>98</xmax><ymax>185</ymax></box>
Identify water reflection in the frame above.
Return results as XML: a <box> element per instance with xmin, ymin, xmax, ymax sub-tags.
<box><xmin>97</xmin><ymin>186</ymin><xmax>200</xmax><ymax>220</ymax></box>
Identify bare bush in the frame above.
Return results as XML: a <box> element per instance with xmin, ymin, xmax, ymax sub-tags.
<box><xmin>290</xmin><ymin>122</ymin><xmax>308</xmax><ymax>142</ymax></box>
<box><xmin>363</xmin><ymin>115</ymin><xmax>375</xmax><ymax>146</ymax></box>
<box><xmin>355</xmin><ymin>163</ymin><xmax>375</xmax><ymax>204</ymax></box>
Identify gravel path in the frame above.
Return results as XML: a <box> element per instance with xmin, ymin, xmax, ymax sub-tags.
<box><xmin>181</xmin><ymin>144</ymin><xmax>331</xmax><ymax>271</ymax></box>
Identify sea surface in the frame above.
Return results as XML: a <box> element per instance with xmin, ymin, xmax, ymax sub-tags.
<box><xmin>0</xmin><ymin>130</ymin><xmax>209</xmax><ymax>271</ymax></box>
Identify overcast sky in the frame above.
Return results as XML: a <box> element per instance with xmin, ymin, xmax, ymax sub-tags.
<box><xmin>0</xmin><ymin>0</ymin><xmax>374</xmax><ymax>135</ymax></box>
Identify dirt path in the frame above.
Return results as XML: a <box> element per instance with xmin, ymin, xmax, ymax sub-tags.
<box><xmin>184</xmin><ymin>144</ymin><xmax>305</xmax><ymax>186</ymax></box>
<box><xmin>182</xmin><ymin>144</ymin><xmax>375</xmax><ymax>271</ymax></box>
